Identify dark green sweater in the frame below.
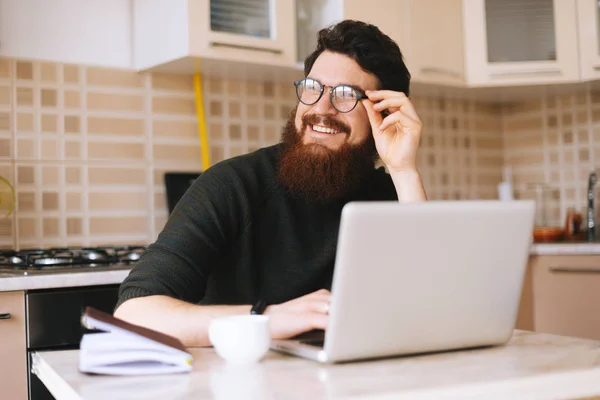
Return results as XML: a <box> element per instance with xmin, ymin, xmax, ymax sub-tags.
<box><xmin>116</xmin><ymin>144</ymin><xmax>397</xmax><ymax>309</ymax></box>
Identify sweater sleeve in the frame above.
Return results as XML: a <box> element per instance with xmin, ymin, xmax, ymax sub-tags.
<box><xmin>116</xmin><ymin>161</ymin><xmax>249</xmax><ymax>309</ymax></box>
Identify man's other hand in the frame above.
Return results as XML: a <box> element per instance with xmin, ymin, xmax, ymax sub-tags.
<box><xmin>265</xmin><ymin>289</ymin><xmax>331</xmax><ymax>339</ymax></box>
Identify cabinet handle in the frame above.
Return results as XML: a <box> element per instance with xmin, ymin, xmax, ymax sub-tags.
<box><xmin>209</xmin><ymin>41</ymin><xmax>283</xmax><ymax>55</ymax></box>
<box><xmin>420</xmin><ymin>67</ymin><xmax>463</xmax><ymax>78</ymax></box>
<box><xmin>549</xmin><ymin>266</ymin><xmax>600</xmax><ymax>273</ymax></box>
<box><xmin>0</xmin><ymin>313</ymin><xmax>11</xmax><ymax>320</ymax></box>
<box><xmin>593</xmin><ymin>65</ymin><xmax>600</xmax><ymax>71</ymax></box>
<box><xmin>490</xmin><ymin>69</ymin><xmax>562</xmax><ymax>78</ymax></box>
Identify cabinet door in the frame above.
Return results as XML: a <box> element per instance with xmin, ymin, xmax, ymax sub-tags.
<box><xmin>407</xmin><ymin>0</ymin><xmax>466</xmax><ymax>86</ymax></box>
<box><xmin>0</xmin><ymin>291</ymin><xmax>27</xmax><ymax>400</ymax></box>
<box><xmin>463</xmin><ymin>0</ymin><xmax>580</xmax><ymax>86</ymax></box>
<box><xmin>577</xmin><ymin>0</ymin><xmax>600</xmax><ymax>80</ymax></box>
<box><xmin>532</xmin><ymin>256</ymin><xmax>600</xmax><ymax>340</ymax></box>
<box><xmin>189</xmin><ymin>0</ymin><xmax>296</xmax><ymax>66</ymax></box>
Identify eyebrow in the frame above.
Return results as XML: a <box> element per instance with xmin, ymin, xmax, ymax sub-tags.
<box><xmin>306</xmin><ymin>76</ymin><xmax>367</xmax><ymax>94</ymax></box>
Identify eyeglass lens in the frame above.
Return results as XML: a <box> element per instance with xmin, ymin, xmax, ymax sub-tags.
<box><xmin>295</xmin><ymin>78</ymin><xmax>361</xmax><ymax>113</ymax></box>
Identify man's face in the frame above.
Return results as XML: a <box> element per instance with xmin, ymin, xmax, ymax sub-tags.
<box><xmin>295</xmin><ymin>51</ymin><xmax>380</xmax><ymax>150</ymax></box>
<box><xmin>276</xmin><ymin>51</ymin><xmax>381</xmax><ymax>203</ymax></box>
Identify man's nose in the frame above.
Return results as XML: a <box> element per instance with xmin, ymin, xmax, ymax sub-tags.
<box><xmin>311</xmin><ymin>91</ymin><xmax>338</xmax><ymax>115</ymax></box>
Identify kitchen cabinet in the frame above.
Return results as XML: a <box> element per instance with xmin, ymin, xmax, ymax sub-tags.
<box><xmin>407</xmin><ymin>0</ymin><xmax>580</xmax><ymax>87</ymax></box>
<box><xmin>526</xmin><ymin>255</ymin><xmax>600</xmax><ymax>341</ymax></box>
<box><xmin>577</xmin><ymin>0</ymin><xmax>600</xmax><ymax>81</ymax></box>
<box><xmin>133</xmin><ymin>0</ymin><xmax>297</xmax><ymax>76</ymax></box>
<box><xmin>295</xmin><ymin>0</ymin><xmax>409</xmax><ymax>68</ymax></box>
<box><xmin>0</xmin><ymin>291</ymin><xmax>27</xmax><ymax>400</ymax></box>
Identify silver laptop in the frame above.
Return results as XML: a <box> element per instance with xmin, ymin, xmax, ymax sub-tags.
<box><xmin>270</xmin><ymin>200</ymin><xmax>535</xmax><ymax>363</ymax></box>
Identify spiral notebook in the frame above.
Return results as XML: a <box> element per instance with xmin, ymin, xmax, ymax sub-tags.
<box><xmin>79</xmin><ymin>307</ymin><xmax>193</xmax><ymax>375</ymax></box>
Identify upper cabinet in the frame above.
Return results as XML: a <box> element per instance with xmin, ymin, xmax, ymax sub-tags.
<box><xmin>133</xmin><ymin>0</ymin><xmax>297</xmax><ymax>75</ymax></box>
<box><xmin>577</xmin><ymin>0</ymin><xmax>600</xmax><ymax>81</ymax></box>
<box><xmin>295</xmin><ymin>0</ymin><xmax>409</xmax><ymax>69</ymax></box>
<box><xmin>408</xmin><ymin>0</ymin><xmax>580</xmax><ymax>87</ymax></box>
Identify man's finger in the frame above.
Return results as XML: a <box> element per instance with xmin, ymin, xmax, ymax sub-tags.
<box><xmin>362</xmin><ymin>98</ymin><xmax>383</xmax><ymax>133</ymax></box>
<box><xmin>378</xmin><ymin>110</ymin><xmax>420</xmax><ymax>133</ymax></box>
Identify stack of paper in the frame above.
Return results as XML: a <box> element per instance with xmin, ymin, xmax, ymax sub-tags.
<box><xmin>79</xmin><ymin>307</ymin><xmax>193</xmax><ymax>375</ymax></box>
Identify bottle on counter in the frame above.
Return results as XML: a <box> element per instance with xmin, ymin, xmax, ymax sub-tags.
<box><xmin>564</xmin><ymin>207</ymin><xmax>583</xmax><ymax>240</ymax></box>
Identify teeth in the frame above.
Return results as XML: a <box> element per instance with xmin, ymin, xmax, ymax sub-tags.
<box><xmin>312</xmin><ymin>125</ymin><xmax>339</xmax><ymax>134</ymax></box>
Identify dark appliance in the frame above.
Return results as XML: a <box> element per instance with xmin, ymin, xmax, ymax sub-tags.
<box><xmin>164</xmin><ymin>172</ymin><xmax>201</xmax><ymax>214</ymax></box>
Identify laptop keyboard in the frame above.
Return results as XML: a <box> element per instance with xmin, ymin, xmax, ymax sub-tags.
<box><xmin>300</xmin><ymin>339</ymin><xmax>325</xmax><ymax>348</ymax></box>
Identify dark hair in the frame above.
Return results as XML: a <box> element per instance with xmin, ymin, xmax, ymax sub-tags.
<box><xmin>304</xmin><ymin>20</ymin><xmax>411</xmax><ymax>96</ymax></box>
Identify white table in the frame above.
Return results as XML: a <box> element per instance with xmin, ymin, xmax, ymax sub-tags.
<box><xmin>32</xmin><ymin>330</ymin><xmax>600</xmax><ymax>400</ymax></box>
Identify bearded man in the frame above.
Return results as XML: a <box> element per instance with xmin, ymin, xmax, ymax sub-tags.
<box><xmin>114</xmin><ymin>20</ymin><xmax>427</xmax><ymax>346</ymax></box>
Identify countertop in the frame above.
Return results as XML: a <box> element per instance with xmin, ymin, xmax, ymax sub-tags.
<box><xmin>529</xmin><ymin>242</ymin><xmax>600</xmax><ymax>256</ymax></box>
<box><xmin>0</xmin><ymin>269</ymin><xmax>131</xmax><ymax>291</ymax></box>
<box><xmin>31</xmin><ymin>330</ymin><xmax>600</xmax><ymax>400</ymax></box>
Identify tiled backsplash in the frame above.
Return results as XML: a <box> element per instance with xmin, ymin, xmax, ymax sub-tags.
<box><xmin>504</xmin><ymin>89</ymin><xmax>600</xmax><ymax>226</ymax></box>
<box><xmin>0</xmin><ymin>56</ymin><xmax>519</xmax><ymax>249</ymax></box>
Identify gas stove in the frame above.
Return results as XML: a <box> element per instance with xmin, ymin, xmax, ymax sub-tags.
<box><xmin>0</xmin><ymin>246</ymin><xmax>146</xmax><ymax>276</ymax></box>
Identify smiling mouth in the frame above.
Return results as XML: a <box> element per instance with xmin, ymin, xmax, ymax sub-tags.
<box><xmin>311</xmin><ymin>125</ymin><xmax>341</xmax><ymax>135</ymax></box>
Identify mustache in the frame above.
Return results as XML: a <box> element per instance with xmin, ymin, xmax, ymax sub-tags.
<box><xmin>301</xmin><ymin>114</ymin><xmax>350</xmax><ymax>134</ymax></box>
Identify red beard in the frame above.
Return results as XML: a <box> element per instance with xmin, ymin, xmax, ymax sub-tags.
<box><xmin>276</xmin><ymin>109</ymin><xmax>378</xmax><ymax>203</ymax></box>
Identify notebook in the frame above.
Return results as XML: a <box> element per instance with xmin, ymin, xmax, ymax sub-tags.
<box><xmin>79</xmin><ymin>307</ymin><xmax>193</xmax><ymax>375</ymax></box>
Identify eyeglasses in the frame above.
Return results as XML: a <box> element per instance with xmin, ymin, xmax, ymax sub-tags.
<box><xmin>293</xmin><ymin>78</ymin><xmax>367</xmax><ymax>113</ymax></box>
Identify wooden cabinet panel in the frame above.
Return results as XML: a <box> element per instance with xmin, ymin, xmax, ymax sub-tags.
<box><xmin>532</xmin><ymin>255</ymin><xmax>600</xmax><ymax>340</ymax></box>
<box><xmin>0</xmin><ymin>291</ymin><xmax>27</xmax><ymax>400</ymax></box>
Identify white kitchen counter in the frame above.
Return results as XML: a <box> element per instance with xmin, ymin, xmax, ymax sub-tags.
<box><xmin>0</xmin><ymin>269</ymin><xmax>131</xmax><ymax>291</ymax></box>
<box><xmin>31</xmin><ymin>330</ymin><xmax>600</xmax><ymax>400</ymax></box>
<box><xmin>529</xmin><ymin>242</ymin><xmax>600</xmax><ymax>256</ymax></box>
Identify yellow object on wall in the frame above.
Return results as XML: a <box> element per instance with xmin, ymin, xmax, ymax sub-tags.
<box><xmin>193</xmin><ymin>72</ymin><xmax>211</xmax><ymax>171</ymax></box>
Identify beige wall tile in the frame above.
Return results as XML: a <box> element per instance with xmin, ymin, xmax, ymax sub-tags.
<box><xmin>41</xmin><ymin>89</ymin><xmax>57</xmax><ymax>107</ymax></box>
<box><xmin>208</xmin><ymin>78</ymin><xmax>224</xmax><ymax>94</ymax></box>
<box><xmin>66</xmin><ymin>217</ymin><xmax>82</xmax><ymax>235</ymax></box>
<box><xmin>18</xmin><ymin>218</ymin><xmax>36</xmax><ymax>240</ymax></box>
<box><xmin>0</xmin><ymin>113</ymin><xmax>9</xmax><ymax>131</ymax></box>
<box><xmin>40</xmin><ymin>63</ymin><xmax>57</xmax><ymax>82</ymax></box>
<box><xmin>0</xmin><ymin>59</ymin><xmax>12</xmax><ymax>78</ymax></box>
<box><xmin>90</xmin><ymin>216</ymin><xmax>146</xmax><ymax>235</ymax></box>
<box><xmin>16</xmin><ymin>113</ymin><xmax>33</xmax><ymax>132</ymax></box>
<box><xmin>65</xmin><ymin>167</ymin><xmax>81</xmax><ymax>185</ymax></box>
<box><xmin>504</xmin><ymin>134</ymin><xmax>544</xmax><ymax>149</ymax></box>
<box><xmin>153</xmin><ymin>120</ymin><xmax>196</xmax><ymax>138</ymax></box>
<box><xmin>42</xmin><ymin>192</ymin><xmax>59</xmax><ymax>210</ymax></box>
<box><xmin>17</xmin><ymin>192</ymin><xmax>35</xmax><ymax>212</ymax></box>
<box><xmin>211</xmin><ymin>147</ymin><xmax>224</xmax><ymax>164</ymax></box>
<box><xmin>65</xmin><ymin>116</ymin><xmax>81</xmax><ymax>133</ymax></box>
<box><xmin>87</xmin><ymin>92</ymin><xmax>144</xmax><ymax>112</ymax></box>
<box><xmin>41</xmin><ymin>114</ymin><xmax>57</xmax><ymax>132</ymax></box>
<box><xmin>0</xmin><ymin>139</ymin><xmax>11</xmax><ymax>158</ymax></box>
<box><xmin>0</xmin><ymin>87</ymin><xmax>10</xmax><ymax>105</ymax></box>
<box><xmin>88</xmin><ymin>167</ymin><xmax>146</xmax><ymax>185</ymax></box>
<box><xmin>88</xmin><ymin>117</ymin><xmax>144</xmax><ymax>135</ymax></box>
<box><xmin>41</xmin><ymin>139</ymin><xmax>59</xmax><ymax>159</ymax></box>
<box><xmin>65</xmin><ymin>141</ymin><xmax>81</xmax><ymax>159</ymax></box>
<box><xmin>507</xmin><ymin>152</ymin><xmax>545</xmax><ymax>167</ymax></box>
<box><xmin>87</xmin><ymin>67</ymin><xmax>144</xmax><ymax>87</ymax></box>
<box><xmin>66</xmin><ymin>192</ymin><xmax>81</xmax><ymax>210</ymax></box>
<box><xmin>63</xmin><ymin>65</ymin><xmax>80</xmax><ymax>84</ymax></box>
<box><xmin>88</xmin><ymin>142</ymin><xmax>145</xmax><ymax>160</ymax></box>
<box><xmin>152</xmin><ymin>96</ymin><xmax>195</xmax><ymax>115</ymax></box>
<box><xmin>475</xmin><ymin>137</ymin><xmax>502</xmax><ymax>149</ymax></box>
<box><xmin>154</xmin><ymin>193</ymin><xmax>166</xmax><ymax>210</ymax></box>
<box><xmin>16</xmin><ymin>62</ymin><xmax>33</xmax><ymax>80</ymax></box>
<box><xmin>475</xmin><ymin>118</ymin><xmax>501</xmax><ymax>133</ymax></box>
<box><xmin>89</xmin><ymin>192</ymin><xmax>147</xmax><ymax>211</ymax></box>
<box><xmin>153</xmin><ymin>144</ymin><xmax>201</xmax><ymax>162</ymax></box>
<box><xmin>43</xmin><ymin>218</ymin><xmax>60</xmax><ymax>236</ymax></box>
<box><xmin>42</xmin><ymin>166</ymin><xmax>59</xmax><ymax>185</ymax></box>
<box><xmin>154</xmin><ymin>215</ymin><xmax>167</xmax><ymax>233</ymax></box>
<box><xmin>17</xmin><ymin>139</ymin><xmax>35</xmax><ymax>158</ymax></box>
<box><xmin>152</xmin><ymin>73</ymin><xmax>193</xmax><ymax>91</ymax></box>
<box><xmin>16</xmin><ymin>87</ymin><xmax>33</xmax><ymax>106</ymax></box>
<box><xmin>64</xmin><ymin>91</ymin><xmax>81</xmax><ymax>108</ymax></box>
<box><xmin>505</xmin><ymin>116</ymin><xmax>543</xmax><ymax>132</ymax></box>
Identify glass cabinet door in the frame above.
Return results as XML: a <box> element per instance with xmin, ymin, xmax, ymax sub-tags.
<box><xmin>576</xmin><ymin>0</ymin><xmax>600</xmax><ymax>80</ymax></box>
<box><xmin>210</xmin><ymin>0</ymin><xmax>272</xmax><ymax>39</ymax></box>
<box><xmin>485</xmin><ymin>0</ymin><xmax>556</xmax><ymax>63</ymax></box>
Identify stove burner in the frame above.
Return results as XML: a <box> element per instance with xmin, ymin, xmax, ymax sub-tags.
<box><xmin>0</xmin><ymin>246</ymin><xmax>147</xmax><ymax>271</ymax></box>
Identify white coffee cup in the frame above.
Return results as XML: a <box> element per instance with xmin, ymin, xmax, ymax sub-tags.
<box><xmin>208</xmin><ymin>315</ymin><xmax>271</xmax><ymax>364</ymax></box>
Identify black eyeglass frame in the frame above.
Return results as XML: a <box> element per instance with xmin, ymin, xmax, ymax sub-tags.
<box><xmin>293</xmin><ymin>78</ymin><xmax>368</xmax><ymax>113</ymax></box>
